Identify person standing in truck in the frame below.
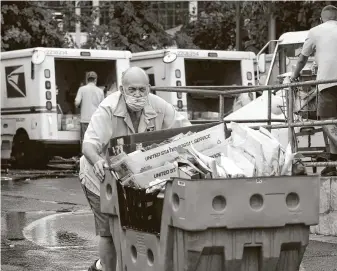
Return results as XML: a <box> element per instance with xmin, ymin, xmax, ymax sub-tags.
<box><xmin>80</xmin><ymin>67</ymin><xmax>191</xmax><ymax>271</ymax></box>
<box><xmin>291</xmin><ymin>5</ymin><xmax>337</xmax><ymax>176</ymax></box>
<box><xmin>75</xmin><ymin>71</ymin><xmax>105</xmax><ymax>148</ymax></box>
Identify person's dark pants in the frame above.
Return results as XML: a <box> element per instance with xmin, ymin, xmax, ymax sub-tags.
<box><xmin>317</xmin><ymin>86</ymin><xmax>337</xmax><ymax>156</ymax></box>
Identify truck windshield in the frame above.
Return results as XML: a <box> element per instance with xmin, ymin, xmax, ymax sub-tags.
<box><xmin>184</xmin><ymin>59</ymin><xmax>243</xmax><ymax>120</ymax></box>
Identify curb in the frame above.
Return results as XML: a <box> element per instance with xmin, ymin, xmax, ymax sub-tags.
<box><xmin>309</xmin><ymin>177</ymin><xmax>337</xmax><ymax>236</ymax></box>
<box><xmin>309</xmin><ymin>233</ymin><xmax>337</xmax><ymax>244</ymax></box>
<box><xmin>0</xmin><ymin>172</ymin><xmax>78</xmax><ymax>182</ymax></box>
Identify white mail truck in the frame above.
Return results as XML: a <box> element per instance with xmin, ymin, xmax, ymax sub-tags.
<box><xmin>1</xmin><ymin>48</ymin><xmax>131</xmax><ymax>168</ymax></box>
<box><xmin>131</xmin><ymin>49</ymin><xmax>257</xmax><ymax>121</ymax></box>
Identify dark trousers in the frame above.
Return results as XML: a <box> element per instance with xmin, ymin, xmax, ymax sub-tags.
<box><xmin>317</xmin><ymin>86</ymin><xmax>337</xmax><ymax>155</ymax></box>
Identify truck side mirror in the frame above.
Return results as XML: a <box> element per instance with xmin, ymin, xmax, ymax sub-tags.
<box><xmin>258</xmin><ymin>53</ymin><xmax>266</xmax><ymax>73</ymax></box>
<box><xmin>162</xmin><ymin>52</ymin><xmax>177</xmax><ymax>64</ymax></box>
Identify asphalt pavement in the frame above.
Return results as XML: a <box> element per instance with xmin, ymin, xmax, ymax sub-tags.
<box><xmin>1</xmin><ymin>172</ymin><xmax>337</xmax><ymax>271</ymax></box>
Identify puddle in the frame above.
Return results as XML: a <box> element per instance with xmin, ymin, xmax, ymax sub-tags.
<box><xmin>23</xmin><ymin>212</ymin><xmax>98</xmax><ymax>249</ymax></box>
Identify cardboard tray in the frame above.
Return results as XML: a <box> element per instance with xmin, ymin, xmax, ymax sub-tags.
<box><xmin>109</xmin><ymin>122</ymin><xmax>222</xmax><ymax>154</ymax></box>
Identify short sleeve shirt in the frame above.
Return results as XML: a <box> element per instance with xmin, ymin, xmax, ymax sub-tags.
<box><xmin>301</xmin><ymin>21</ymin><xmax>337</xmax><ymax>91</ymax></box>
<box><xmin>75</xmin><ymin>83</ymin><xmax>104</xmax><ymax>123</ymax></box>
<box><xmin>80</xmin><ymin>91</ymin><xmax>192</xmax><ymax>196</ymax></box>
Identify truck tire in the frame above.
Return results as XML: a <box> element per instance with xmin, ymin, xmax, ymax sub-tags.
<box><xmin>11</xmin><ymin>132</ymin><xmax>29</xmax><ymax>169</ymax></box>
<box><xmin>12</xmin><ymin>132</ymin><xmax>48</xmax><ymax>169</ymax></box>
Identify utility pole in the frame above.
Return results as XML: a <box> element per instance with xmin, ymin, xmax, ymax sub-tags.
<box><xmin>235</xmin><ymin>2</ymin><xmax>242</xmax><ymax>51</ymax></box>
<box><xmin>93</xmin><ymin>0</ymin><xmax>100</xmax><ymax>26</ymax></box>
<box><xmin>268</xmin><ymin>2</ymin><xmax>276</xmax><ymax>53</ymax></box>
<box><xmin>189</xmin><ymin>1</ymin><xmax>198</xmax><ymax>22</ymax></box>
<box><xmin>75</xmin><ymin>1</ymin><xmax>81</xmax><ymax>48</ymax></box>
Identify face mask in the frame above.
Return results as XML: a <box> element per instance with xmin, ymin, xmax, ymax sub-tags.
<box><xmin>123</xmin><ymin>92</ymin><xmax>148</xmax><ymax>112</ymax></box>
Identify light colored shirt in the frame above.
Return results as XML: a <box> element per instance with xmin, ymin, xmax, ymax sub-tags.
<box><xmin>75</xmin><ymin>82</ymin><xmax>104</xmax><ymax>123</ymax></box>
<box><xmin>80</xmin><ymin>91</ymin><xmax>192</xmax><ymax>196</ymax></box>
<box><xmin>301</xmin><ymin>20</ymin><xmax>337</xmax><ymax>91</ymax></box>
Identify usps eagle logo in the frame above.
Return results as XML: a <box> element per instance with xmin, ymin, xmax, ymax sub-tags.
<box><xmin>5</xmin><ymin>65</ymin><xmax>27</xmax><ymax>98</ymax></box>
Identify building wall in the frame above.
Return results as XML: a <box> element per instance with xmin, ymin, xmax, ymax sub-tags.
<box><xmin>46</xmin><ymin>0</ymin><xmax>198</xmax><ymax>47</ymax></box>
<box><xmin>148</xmin><ymin>1</ymin><xmax>190</xmax><ymax>30</ymax></box>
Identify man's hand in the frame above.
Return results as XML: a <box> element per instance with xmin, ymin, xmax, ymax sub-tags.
<box><xmin>290</xmin><ymin>72</ymin><xmax>300</xmax><ymax>83</ymax></box>
<box><xmin>93</xmin><ymin>159</ymin><xmax>108</xmax><ymax>182</ymax></box>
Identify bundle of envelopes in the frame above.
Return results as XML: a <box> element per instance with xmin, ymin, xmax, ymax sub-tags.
<box><xmin>108</xmin><ymin>122</ymin><xmax>299</xmax><ymax>195</ymax></box>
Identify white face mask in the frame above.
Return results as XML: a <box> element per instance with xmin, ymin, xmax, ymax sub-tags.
<box><xmin>122</xmin><ymin>89</ymin><xmax>148</xmax><ymax>112</ymax></box>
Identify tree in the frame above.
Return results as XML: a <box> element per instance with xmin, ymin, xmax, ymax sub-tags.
<box><xmin>1</xmin><ymin>1</ymin><xmax>67</xmax><ymax>51</ymax></box>
<box><xmin>177</xmin><ymin>1</ymin><xmax>237</xmax><ymax>50</ymax></box>
<box><xmin>80</xmin><ymin>1</ymin><xmax>174</xmax><ymax>52</ymax></box>
<box><xmin>176</xmin><ymin>1</ymin><xmax>332</xmax><ymax>52</ymax></box>
<box><xmin>174</xmin><ymin>31</ymin><xmax>199</xmax><ymax>49</ymax></box>
<box><xmin>241</xmin><ymin>1</ymin><xmax>329</xmax><ymax>50</ymax></box>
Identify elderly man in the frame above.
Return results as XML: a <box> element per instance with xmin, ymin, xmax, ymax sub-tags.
<box><xmin>291</xmin><ymin>5</ymin><xmax>337</xmax><ymax>176</ymax></box>
<box><xmin>80</xmin><ymin>67</ymin><xmax>191</xmax><ymax>271</ymax></box>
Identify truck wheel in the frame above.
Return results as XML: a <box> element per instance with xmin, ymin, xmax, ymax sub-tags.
<box><xmin>12</xmin><ymin>133</ymin><xmax>48</xmax><ymax>169</ymax></box>
<box><xmin>12</xmin><ymin>132</ymin><xmax>30</xmax><ymax>169</ymax></box>
<box><xmin>32</xmin><ymin>142</ymin><xmax>49</xmax><ymax>169</ymax></box>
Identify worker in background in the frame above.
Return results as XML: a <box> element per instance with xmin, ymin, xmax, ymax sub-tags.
<box><xmin>75</xmin><ymin>71</ymin><xmax>104</xmax><ymax>149</ymax></box>
<box><xmin>291</xmin><ymin>5</ymin><xmax>337</xmax><ymax>176</ymax></box>
<box><xmin>80</xmin><ymin>67</ymin><xmax>191</xmax><ymax>271</ymax></box>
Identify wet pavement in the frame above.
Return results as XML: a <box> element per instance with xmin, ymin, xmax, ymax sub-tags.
<box><xmin>1</xmin><ymin>211</ymin><xmax>99</xmax><ymax>271</ymax></box>
<box><xmin>1</xmin><ymin>174</ymin><xmax>98</xmax><ymax>271</ymax></box>
<box><xmin>23</xmin><ymin>212</ymin><xmax>97</xmax><ymax>249</ymax></box>
<box><xmin>1</xmin><ymin>172</ymin><xmax>337</xmax><ymax>271</ymax></box>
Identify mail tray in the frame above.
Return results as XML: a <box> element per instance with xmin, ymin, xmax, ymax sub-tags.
<box><xmin>109</xmin><ymin>122</ymin><xmax>222</xmax><ymax>154</ymax></box>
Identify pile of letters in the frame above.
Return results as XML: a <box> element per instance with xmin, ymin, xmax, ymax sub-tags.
<box><xmin>108</xmin><ymin>122</ymin><xmax>297</xmax><ymax>195</ymax></box>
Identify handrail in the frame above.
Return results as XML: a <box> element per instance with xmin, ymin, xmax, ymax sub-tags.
<box><xmin>223</xmin><ymin>119</ymin><xmax>285</xmax><ymax>124</ymax></box>
<box><xmin>225</xmin><ymin>118</ymin><xmax>337</xmax><ymax>134</ymax></box>
<box><xmin>151</xmin><ymin>78</ymin><xmax>337</xmax><ymax>124</ymax></box>
<box><xmin>151</xmin><ymin>79</ymin><xmax>337</xmax><ymax>96</ymax></box>
<box><xmin>256</xmin><ymin>40</ymin><xmax>279</xmax><ymax>60</ymax></box>
<box><xmin>152</xmin><ymin>78</ymin><xmax>337</xmax><ymax>164</ymax></box>
<box><xmin>150</xmin><ymin>86</ymin><xmax>254</xmax><ymax>97</ymax></box>
<box><xmin>155</xmin><ymin>85</ymin><xmax>254</xmax><ymax>90</ymax></box>
<box><xmin>265</xmin><ymin>42</ymin><xmax>279</xmax><ymax>87</ymax></box>
<box><xmin>256</xmin><ymin>40</ymin><xmax>278</xmax><ymax>85</ymax></box>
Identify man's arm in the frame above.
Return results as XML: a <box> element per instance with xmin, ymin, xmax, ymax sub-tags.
<box><xmin>292</xmin><ymin>30</ymin><xmax>315</xmax><ymax>79</ymax></box>
<box><xmin>162</xmin><ymin>103</ymin><xmax>192</xmax><ymax>129</ymax></box>
<box><xmin>82</xmin><ymin>143</ymin><xmax>103</xmax><ymax>166</ymax></box>
<box><xmin>74</xmin><ymin>87</ymin><xmax>82</xmax><ymax>108</ymax></box>
<box><xmin>292</xmin><ymin>54</ymin><xmax>309</xmax><ymax>79</ymax></box>
<box><xmin>82</xmin><ymin>105</ymin><xmax>113</xmax><ymax>166</ymax></box>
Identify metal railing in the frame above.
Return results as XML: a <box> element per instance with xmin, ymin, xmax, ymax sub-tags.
<box><xmin>151</xmin><ymin>78</ymin><xmax>337</xmax><ymax>168</ymax></box>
